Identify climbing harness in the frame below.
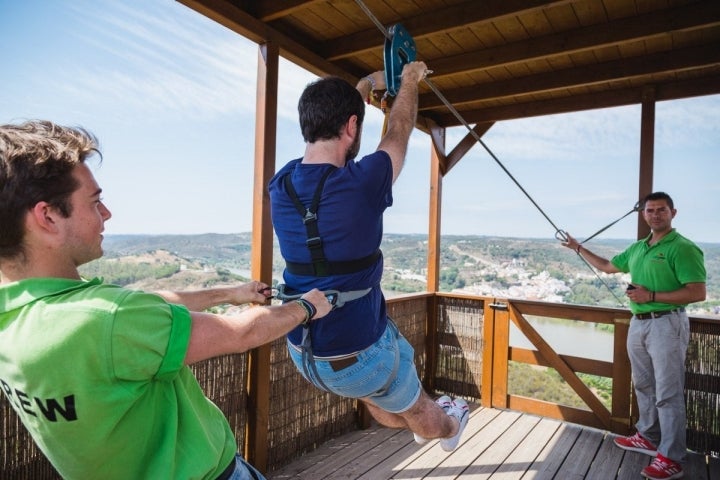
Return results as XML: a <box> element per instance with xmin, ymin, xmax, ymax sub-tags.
<box><xmin>282</xmin><ymin>166</ymin><xmax>382</xmax><ymax>277</ymax></box>
<box><xmin>296</xmin><ymin>317</ymin><xmax>401</xmax><ymax>396</ymax></box>
<box><xmin>273</xmin><ymin>284</ymin><xmax>399</xmax><ymax>396</ymax></box>
<box><xmin>354</xmin><ymin>0</ymin><xmax>640</xmax><ymax>306</ymax></box>
<box><xmin>271</xmin><ymin>283</ymin><xmax>372</xmax><ymax>310</ymax></box>
<box><xmin>279</xmin><ymin>164</ymin><xmax>394</xmax><ymax>393</ymax></box>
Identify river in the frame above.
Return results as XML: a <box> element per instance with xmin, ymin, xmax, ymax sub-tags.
<box><xmin>510</xmin><ymin>317</ymin><xmax>615</xmax><ymax>362</ymax></box>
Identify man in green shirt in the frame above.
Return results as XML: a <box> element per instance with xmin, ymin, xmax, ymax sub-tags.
<box><xmin>562</xmin><ymin>191</ymin><xmax>706</xmax><ymax>480</ymax></box>
<box><xmin>0</xmin><ymin>120</ymin><xmax>332</xmax><ymax>479</ymax></box>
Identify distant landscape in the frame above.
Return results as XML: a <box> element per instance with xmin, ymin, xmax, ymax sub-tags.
<box><xmin>78</xmin><ymin>233</ymin><xmax>719</xmax><ymax>409</ymax></box>
<box><xmin>82</xmin><ymin>233</ymin><xmax>719</xmax><ymax>317</ymax></box>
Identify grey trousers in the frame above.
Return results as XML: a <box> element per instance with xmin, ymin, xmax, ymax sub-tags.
<box><xmin>627</xmin><ymin>310</ymin><xmax>690</xmax><ymax>463</ymax></box>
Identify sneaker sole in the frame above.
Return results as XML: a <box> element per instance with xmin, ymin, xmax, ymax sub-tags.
<box><xmin>641</xmin><ymin>470</ymin><xmax>684</xmax><ymax>480</ymax></box>
<box><xmin>613</xmin><ymin>441</ymin><xmax>657</xmax><ymax>457</ymax></box>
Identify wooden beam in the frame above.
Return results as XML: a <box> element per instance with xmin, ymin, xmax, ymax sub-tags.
<box><xmin>252</xmin><ymin>0</ymin><xmax>323</xmax><ymax>21</ymax></box>
<box><xmin>419</xmin><ymin>43</ymin><xmax>720</xmax><ymax>110</ymax></box>
<box><xmin>637</xmin><ymin>87</ymin><xmax>655</xmax><ymax>240</ymax></box>
<box><xmin>323</xmin><ymin>0</ymin><xmax>575</xmax><ymax>61</ymax></box>
<box><xmin>428</xmin><ymin>1</ymin><xmax>720</xmax><ymax>77</ymax></box>
<box><xmin>431</xmin><ymin>74</ymin><xmax>720</xmax><ymax>125</ymax></box>
<box><xmin>443</xmin><ymin>123</ymin><xmax>494</xmax><ymax>175</ymax></box>
<box><xmin>246</xmin><ymin>42</ymin><xmax>279</xmax><ymax>474</ymax></box>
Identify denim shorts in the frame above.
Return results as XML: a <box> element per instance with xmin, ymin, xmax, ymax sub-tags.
<box><xmin>287</xmin><ymin>321</ymin><xmax>422</xmax><ymax>413</ymax></box>
<box><xmin>227</xmin><ymin>454</ymin><xmax>266</xmax><ymax>480</ymax></box>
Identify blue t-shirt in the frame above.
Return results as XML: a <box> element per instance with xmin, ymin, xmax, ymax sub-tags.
<box><xmin>268</xmin><ymin>151</ymin><xmax>393</xmax><ymax>355</ymax></box>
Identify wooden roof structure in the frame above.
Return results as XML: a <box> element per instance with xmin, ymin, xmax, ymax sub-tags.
<box><xmin>179</xmin><ymin>0</ymin><xmax>720</xmax><ymax>138</ymax></box>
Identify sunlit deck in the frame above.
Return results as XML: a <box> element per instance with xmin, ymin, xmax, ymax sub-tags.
<box><xmin>268</xmin><ymin>405</ymin><xmax>720</xmax><ymax>480</ymax></box>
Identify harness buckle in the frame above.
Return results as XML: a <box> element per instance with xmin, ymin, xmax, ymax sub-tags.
<box><xmin>302</xmin><ymin>210</ymin><xmax>317</xmax><ymax>224</ymax></box>
<box><xmin>306</xmin><ymin>236</ymin><xmax>322</xmax><ymax>249</ymax></box>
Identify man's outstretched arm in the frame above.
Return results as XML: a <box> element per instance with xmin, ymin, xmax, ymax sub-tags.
<box><xmin>376</xmin><ymin>61</ymin><xmax>428</xmax><ymax>184</ymax></box>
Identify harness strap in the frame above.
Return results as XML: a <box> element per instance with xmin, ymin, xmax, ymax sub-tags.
<box><xmin>284</xmin><ymin>167</ymin><xmax>336</xmax><ymax>277</ymax></box>
<box><xmin>299</xmin><ymin>318</ymin><xmax>401</xmax><ymax>396</ymax></box>
<box><xmin>282</xmin><ymin>167</ymin><xmax>382</xmax><ymax>277</ymax></box>
<box><xmin>274</xmin><ymin>283</ymin><xmax>372</xmax><ymax>309</ymax></box>
<box><xmin>285</xmin><ymin>250</ymin><xmax>382</xmax><ymax>276</ymax></box>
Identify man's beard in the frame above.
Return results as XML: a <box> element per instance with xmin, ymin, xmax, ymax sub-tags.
<box><xmin>345</xmin><ymin>133</ymin><xmax>361</xmax><ymax>163</ymax></box>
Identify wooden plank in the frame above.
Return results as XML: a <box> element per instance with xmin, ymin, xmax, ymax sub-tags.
<box><xmin>301</xmin><ymin>427</ymin><xmax>400</xmax><ymax>479</ymax></box>
<box><xmin>396</xmin><ymin>409</ymin><xmax>520</xmax><ymax>479</ymax></box>
<box><xmin>685</xmin><ymin>452</ymin><xmax>710</xmax><ymax>480</ymax></box>
<box><xmin>324</xmin><ymin>427</ymin><xmax>420</xmax><ymax>480</ymax></box>
<box><xmin>584</xmin><ymin>433</ymin><xmax>623</xmax><ymax>480</ymax></box>
<box><xmin>522</xmin><ymin>422</ymin><xmax>583</xmax><ymax>479</ymax></box>
<box><xmin>267</xmin><ymin>426</ymin><xmax>398</xmax><ymax>479</ymax></box>
<box><xmin>553</xmin><ymin>427</ymin><xmax>605</xmax><ymax>479</ymax></box>
<box><xmin>440</xmin><ymin>414</ymin><xmax>542</xmax><ymax>479</ymax></box>
<box><xmin>489</xmin><ymin>416</ymin><xmax>563</xmax><ymax>479</ymax></box>
<box><xmin>709</xmin><ymin>454</ymin><xmax>720</xmax><ymax>478</ymax></box>
<box><xmin>358</xmin><ymin>407</ymin><xmax>501</xmax><ymax>480</ymax></box>
<box><xmin>615</xmin><ymin>450</ymin><xmax>651</xmax><ymax>480</ymax></box>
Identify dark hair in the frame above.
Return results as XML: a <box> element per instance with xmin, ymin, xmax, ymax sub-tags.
<box><xmin>642</xmin><ymin>191</ymin><xmax>674</xmax><ymax>210</ymax></box>
<box><xmin>0</xmin><ymin>120</ymin><xmax>100</xmax><ymax>259</ymax></box>
<box><xmin>298</xmin><ymin>76</ymin><xmax>365</xmax><ymax>143</ymax></box>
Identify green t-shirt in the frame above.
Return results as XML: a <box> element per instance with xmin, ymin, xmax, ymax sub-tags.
<box><xmin>0</xmin><ymin>277</ymin><xmax>237</xmax><ymax>479</ymax></box>
<box><xmin>611</xmin><ymin>229</ymin><xmax>706</xmax><ymax>314</ymax></box>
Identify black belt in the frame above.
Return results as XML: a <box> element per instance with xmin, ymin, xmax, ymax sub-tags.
<box><xmin>216</xmin><ymin>458</ymin><xmax>236</xmax><ymax>480</ymax></box>
<box><xmin>634</xmin><ymin>308</ymin><xmax>684</xmax><ymax>320</ymax></box>
<box><xmin>329</xmin><ymin>355</ymin><xmax>358</xmax><ymax>372</ymax></box>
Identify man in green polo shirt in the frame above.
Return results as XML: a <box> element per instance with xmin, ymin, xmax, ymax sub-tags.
<box><xmin>0</xmin><ymin>120</ymin><xmax>332</xmax><ymax>480</ymax></box>
<box><xmin>562</xmin><ymin>191</ymin><xmax>706</xmax><ymax>480</ymax></box>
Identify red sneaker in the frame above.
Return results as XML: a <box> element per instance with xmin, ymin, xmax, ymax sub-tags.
<box><xmin>641</xmin><ymin>454</ymin><xmax>684</xmax><ymax>479</ymax></box>
<box><xmin>613</xmin><ymin>432</ymin><xmax>657</xmax><ymax>456</ymax></box>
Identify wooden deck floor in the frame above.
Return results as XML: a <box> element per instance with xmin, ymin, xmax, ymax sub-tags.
<box><xmin>267</xmin><ymin>405</ymin><xmax>720</xmax><ymax>479</ymax></box>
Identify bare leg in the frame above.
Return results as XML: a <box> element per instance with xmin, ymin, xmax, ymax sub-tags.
<box><xmin>361</xmin><ymin>390</ymin><xmax>458</xmax><ymax>439</ymax></box>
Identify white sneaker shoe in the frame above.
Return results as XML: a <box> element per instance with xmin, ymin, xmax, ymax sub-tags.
<box><xmin>413</xmin><ymin>395</ymin><xmax>452</xmax><ymax>445</ymax></box>
<box><xmin>440</xmin><ymin>398</ymin><xmax>469</xmax><ymax>452</ymax></box>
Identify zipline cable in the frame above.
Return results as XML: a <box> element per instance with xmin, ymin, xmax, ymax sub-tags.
<box><xmin>354</xmin><ymin>0</ymin><xmax>564</xmax><ymax>238</ymax></box>
<box><xmin>353</xmin><ymin>0</ymin><xmax>628</xmax><ymax>306</ymax></box>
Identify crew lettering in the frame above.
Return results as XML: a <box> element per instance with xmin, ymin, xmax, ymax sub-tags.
<box><xmin>0</xmin><ymin>378</ymin><xmax>77</xmax><ymax>422</ymax></box>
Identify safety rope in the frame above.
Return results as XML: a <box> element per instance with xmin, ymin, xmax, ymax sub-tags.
<box><xmin>353</xmin><ymin>0</ymin><xmax>634</xmax><ymax>306</ymax></box>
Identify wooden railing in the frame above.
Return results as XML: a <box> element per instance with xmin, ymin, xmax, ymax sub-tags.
<box><xmin>2</xmin><ymin>293</ymin><xmax>718</xmax><ymax>477</ymax></box>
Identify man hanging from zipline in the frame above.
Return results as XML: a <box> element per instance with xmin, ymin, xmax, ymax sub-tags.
<box><xmin>268</xmin><ymin>60</ymin><xmax>469</xmax><ymax>451</ymax></box>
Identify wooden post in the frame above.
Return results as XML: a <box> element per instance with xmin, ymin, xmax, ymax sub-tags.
<box><xmin>637</xmin><ymin>87</ymin><xmax>655</xmax><ymax>240</ymax></box>
<box><xmin>246</xmin><ymin>42</ymin><xmax>279</xmax><ymax>473</ymax></box>
<box><xmin>425</xmin><ymin>126</ymin><xmax>445</xmax><ymax>391</ymax></box>
<box><xmin>611</xmin><ymin>316</ymin><xmax>633</xmax><ymax>434</ymax></box>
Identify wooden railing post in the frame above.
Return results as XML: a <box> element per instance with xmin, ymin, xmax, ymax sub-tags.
<box><xmin>612</xmin><ymin>317</ymin><xmax>633</xmax><ymax>434</ymax></box>
<box><xmin>483</xmin><ymin>298</ymin><xmax>510</xmax><ymax>408</ymax></box>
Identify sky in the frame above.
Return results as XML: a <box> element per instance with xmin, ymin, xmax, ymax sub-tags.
<box><xmin>2</xmin><ymin>0</ymin><xmax>719</xmax><ymax>243</ymax></box>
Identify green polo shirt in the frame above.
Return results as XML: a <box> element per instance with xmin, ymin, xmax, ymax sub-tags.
<box><xmin>0</xmin><ymin>277</ymin><xmax>237</xmax><ymax>479</ymax></box>
<box><xmin>611</xmin><ymin>229</ymin><xmax>706</xmax><ymax>314</ymax></box>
